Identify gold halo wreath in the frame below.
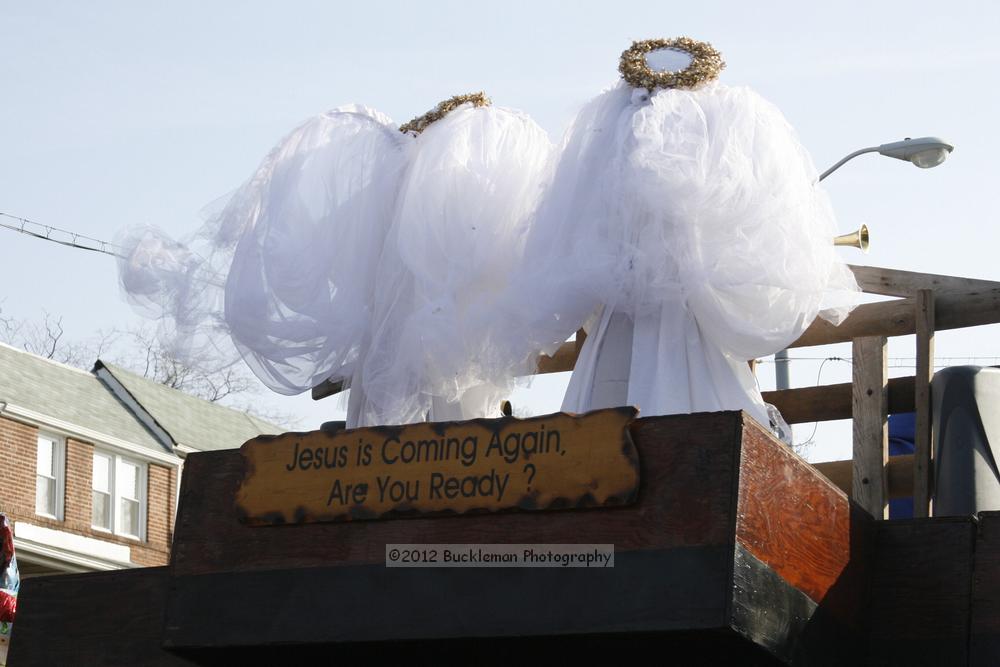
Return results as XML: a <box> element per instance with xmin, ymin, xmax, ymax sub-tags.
<box><xmin>618</xmin><ymin>37</ymin><xmax>725</xmax><ymax>92</ymax></box>
<box><xmin>399</xmin><ymin>92</ymin><xmax>492</xmax><ymax>135</ymax></box>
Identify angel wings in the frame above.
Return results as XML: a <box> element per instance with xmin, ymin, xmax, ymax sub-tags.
<box><xmin>117</xmin><ymin>40</ymin><xmax>860</xmax><ymax>432</ymax></box>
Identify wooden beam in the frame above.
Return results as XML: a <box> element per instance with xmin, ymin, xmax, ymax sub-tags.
<box><xmin>853</xmin><ymin>336</ymin><xmax>889</xmax><ymax>519</ymax></box>
<box><xmin>518</xmin><ymin>287</ymin><xmax>1000</xmax><ymax>377</ymax></box>
<box><xmin>537</xmin><ymin>332</ymin><xmax>586</xmax><ymax>375</ymax></box>
<box><xmin>813</xmin><ymin>454</ymin><xmax>914</xmax><ymax>499</ymax></box>
<box><xmin>762</xmin><ymin>375</ymin><xmax>915</xmax><ymax>425</ymax></box>
<box><xmin>311</xmin><ymin>274</ymin><xmax>1000</xmax><ymax>397</ymax></box>
<box><xmin>913</xmin><ymin>289</ymin><xmax>936</xmax><ymax>518</ymax></box>
<box><xmin>791</xmin><ymin>287</ymin><xmax>1000</xmax><ymax>349</ymax></box>
<box><xmin>312</xmin><ymin>377</ymin><xmax>345</xmax><ymax>400</ymax></box>
<box><xmin>314</xmin><ymin>330</ymin><xmax>589</xmax><ymax>400</ymax></box>
<box><xmin>848</xmin><ymin>264</ymin><xmax>1000</xmax><ymax>298</ymax></box>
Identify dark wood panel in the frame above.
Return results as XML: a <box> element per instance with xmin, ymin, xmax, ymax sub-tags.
<box><xmin>867</xmin><ymin>517</ymin><xmax>975</xmax><ymax>666</ymax></box>
<box><xmin>736</xmin><ymin>424</ymin><xmax>851</xmax><ymax>605</ymax></box>
<box><xmin>791</xmin><ymin>504</ymin><xmax>876</xmax><ymax>666</ymax></box>
<box><xmin>972</xmin><ymin>511</ymin><xmax>1000</xmax><ymax>666</ymax></box>
<box><xmin>8</xmin><ymin>567</ymin><xmax>194</xmax><ymax>667</ymax></box>
<box><xmin>170</xmin><ymin>412</ymin><xmax>747</xmax><ymax>576</ymax></box>
<box><xmin>729</xmin><ymin>545</ymin><xmax>817</xmax><ymax>665</ymax></box>
<box><xmin>165</xmin><ymin>547</ymin><xmax>732</xmax><ymax>650</ymax></box>
<box><xmin>174</xmin><ymin>630</ymin><xmax>784</xmax><ymax>666</ymax></box>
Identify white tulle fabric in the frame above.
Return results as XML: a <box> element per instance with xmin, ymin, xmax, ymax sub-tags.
<box><xmin>353</xmin><ymin>105</ymin><xmax>553</xmax><ymax>426</ymax></box>
<box><xmin>487</xmin><ymin>81</ymin><xmax>860</xmax><ymax>426</ymax></box>
<box><xmin>118</xmin><ymin>105</ymin><xmax>410</xmax><ymax>402</ymax></box>
<box><xmin>118</xmin><ymin>102</ymin><xmax>553</xmax><ymax>428</ymax></box>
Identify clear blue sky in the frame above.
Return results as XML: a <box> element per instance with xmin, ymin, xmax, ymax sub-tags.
<box><xmin>2</xmin><ymin>1</ymin><xmax>998</xmax><ymax>461</ymax></box>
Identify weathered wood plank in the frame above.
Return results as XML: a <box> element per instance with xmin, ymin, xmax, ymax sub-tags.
<box><xmin>914</xmin><ymin>289</ymin><xmax>936</xmax><ymax>518</ymax></box>
<box><xmin>813</xmin><ymin>454</ymin><xmax>914</xmax><ymax>499</ymax></box>
<box><xmin>848</xmin><ymin>264</ymin><xmax>1000</xmax><ymax>298</ymax></box>
<box><xmin>763</xmin><ymin>375</ymin><xmax>915</xmax><ymax>424</ymax></box>
<box><xmin>792</xmin><ymin>287</ymin><xmax>1000</xmax><ymax>349</ymax></box>
<box><xmin>311</xmin><ymin>279</ymin><xmax>1000</xmax><ymax>397</ymax></box>
<box><xmin>852</xmin><ymin>336</ymin><xmax>888</xmax><ymax>519</ymax></box>
<box><xmin>536</xmin><ymin>332</ymin><xmax>585</xmax><ymax>374</ymax></box>
<box><xmin>506</xmin><ymin>287</ymin><xmax>1000</xmax><ymax>377</ymax></box>
<box><xmin>312</xmin><ymin>377</ymin><xmax>345</xmax><ymax>400</ymax></box>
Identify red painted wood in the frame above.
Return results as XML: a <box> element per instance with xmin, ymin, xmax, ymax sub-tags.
<box><xmin>735</xmin><ymin>424</ymin><xmax>852</xmax><ymax>604</ymax></box>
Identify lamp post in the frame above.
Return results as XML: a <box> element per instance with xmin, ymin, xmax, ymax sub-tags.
<box><xmin>773</xmin><ymin>136</ymin><xmax>955</xmax><ymax>392</ymax></box>
<box><xmin>818</xmin><ymin>136</ymin><xmax>954</xmax><ymax>182</ymax></box>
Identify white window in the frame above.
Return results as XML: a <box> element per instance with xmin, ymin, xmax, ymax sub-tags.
<box><xmin>35</xmin><ymin>433</ymin><xmax>65</xmax><ymax>519</ymax></box>
<box><xmin>92</xmin><ymin>452</ymin><xmax>113</xmax><ymax>531</ymax></box>
<box><xmin>91</xmin><ymin>451</ymin><xmax>147</xmax><ymax>540</ymax></box>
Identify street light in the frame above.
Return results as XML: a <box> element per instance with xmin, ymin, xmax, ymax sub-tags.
<box><xmin>774</xmin><ymin>136</ymin><xmax>955</xmax><ymax>393</ymax></box>
<box><xmin>818</xmin><ymin>136</ymin><xmax>954</xmax><ymax>182</ymax></box>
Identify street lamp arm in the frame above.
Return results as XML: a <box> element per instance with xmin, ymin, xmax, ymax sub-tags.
<box><xmin>818</xmin><ymin>146</ymin><xmax>881</xmax><ymax>182</ymax></box>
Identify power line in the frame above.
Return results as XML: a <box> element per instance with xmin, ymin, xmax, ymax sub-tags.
<box><xmin>794</xmin><ymin>356</ymin><xmax>851</xmax><ymax>449</ymax></box>
<box><xmin>0</xmin><ymin>211</ymin><xmax>123</xmax><ymax>258</ymax></box>
<box><xmin>0</xmin><ymin>210</ymin><xmax>230</xmax><ymax>289</ymax></box>
<box><xmin>758</xmin><ymin>356</ymin><xmax>1000</xmax><ymax>365</ymax></box>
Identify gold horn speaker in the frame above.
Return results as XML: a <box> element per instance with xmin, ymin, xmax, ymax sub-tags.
<box><xmin>833</xmin><ymin>224</ymin><xmax>870</xmax><ymax>253</ymax></box>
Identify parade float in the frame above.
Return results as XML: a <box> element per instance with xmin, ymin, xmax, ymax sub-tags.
<box><xmin>10</xmin><ymin>38</ymin><xmax>1000</xmax><ymax>666</ymax></box>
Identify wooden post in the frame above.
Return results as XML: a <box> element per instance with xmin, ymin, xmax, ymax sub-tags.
<box><xmin>914</xmin><ymin>289</ymin><xmax>936</xmax><ymax>517</ymax></box>
<box><xmin>853</xmin><ymin>336</ymin><xmax>889</xmax><ymax>519</ymax></box>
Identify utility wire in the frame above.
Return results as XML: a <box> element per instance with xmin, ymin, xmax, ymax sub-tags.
<box><xmin>794</xmin><ymin>356</ymin><xmax>851</xmax><ymax>449</ymax></box>
<box><xmin>758</xmin><ymin>356</ymin><xmax>1000</xmax><ymax>365</ymax></box>
<box><xmin>0</xmin><ymin>212</ymin><xmax>123</xmax><ymax>258</ymax></box>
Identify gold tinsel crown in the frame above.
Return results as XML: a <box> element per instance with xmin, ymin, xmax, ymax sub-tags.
<box><xmin>619</xmin><ymin>37</ymin><xmax>725</xmax><ymax>92</ymax></box>
<box><xmin>399</xmin><ymin>92</ymin><xmax>492</xmax><ymax>136</ymax></box>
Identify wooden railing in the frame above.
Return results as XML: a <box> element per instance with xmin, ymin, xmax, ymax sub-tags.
<box><xmin>311</xmin><ymin>264</ymin><xmax>1000</xmax><ymax>519</ymax></box>
<box><xmin>531</xmin><ymin>265</ymin><xmax>1000</xmax><ymax>519</ymax></box>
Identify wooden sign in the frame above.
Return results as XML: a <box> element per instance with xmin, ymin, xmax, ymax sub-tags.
<box><xmin>236</xmin><ymin>407</ymin><xmax>639</xmax><ymax>525</ymax></box>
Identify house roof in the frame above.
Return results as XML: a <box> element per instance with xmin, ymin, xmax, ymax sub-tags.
<box><xmin>0</xmin><ymin>342</ymin><xmax>284</xmax><ymax>456</ymax></box>
<box><xmin>94</xmin><ymin>361</ymin><xmax>283</xmax><ymax>451</ymax></box>
<box><xmin>0</xmin><ymin>342</ymin><xmax>167</xmax><ymax>453</ymax></box>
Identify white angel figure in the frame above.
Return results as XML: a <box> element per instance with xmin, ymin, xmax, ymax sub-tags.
<box><xmin>118</xmin><ymin>104</ymin><xmax>410</xmax><ymax>418</ymax></box>
<box><xmin>490</xmin><ymin>38</ymin><xmax>859</xmax><ymax>430</ymax></box>
<box><xmin>353</xmin><ymin>95</ymin><xmax>553</xmax><ymax>426</ymax></box>
<box><xmin>118</xmin><ymin>97</ymin><xmax>552</xmax><ymax>429</ymax></box>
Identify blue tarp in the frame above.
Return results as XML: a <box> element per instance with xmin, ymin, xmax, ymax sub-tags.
<box><xmin>888</xmin><ymin>412</ymin><xmax>916</xmax><ymax>519</ymax></box>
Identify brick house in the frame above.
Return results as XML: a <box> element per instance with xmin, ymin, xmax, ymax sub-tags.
<box><xmin>0</xmin><ymin>343</ymin><xmax>281</xmax><ymax>576</ymax></box>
